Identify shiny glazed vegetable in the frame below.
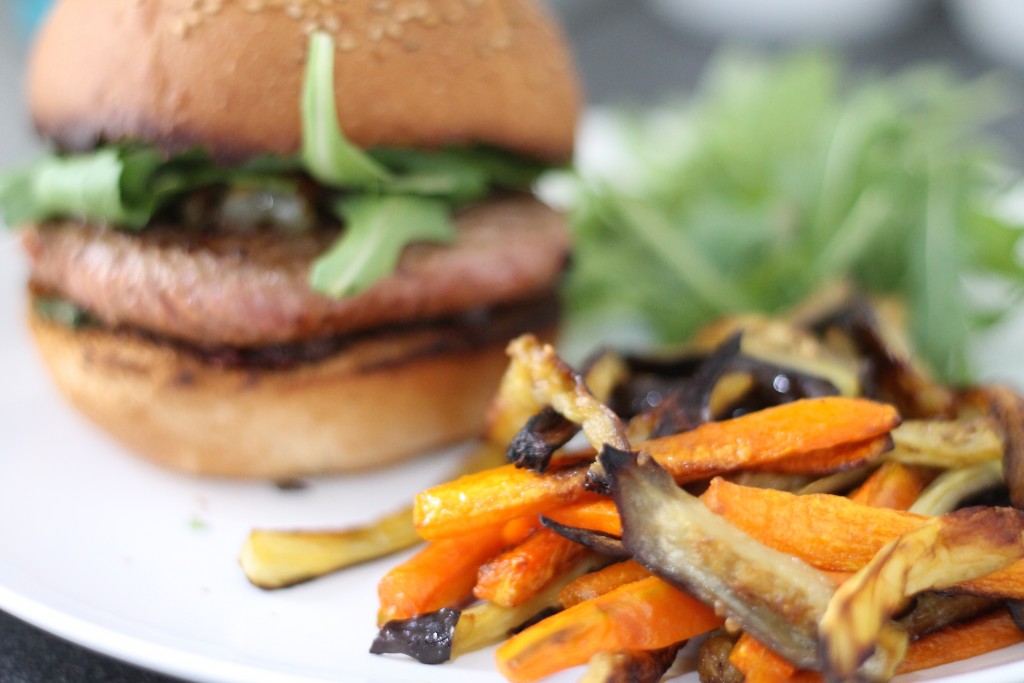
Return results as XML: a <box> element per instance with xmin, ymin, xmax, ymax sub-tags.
<box><xmin>249</xmin><ymin>291</ymin><xmax>1024</xmax><ymax>682</ymax></box>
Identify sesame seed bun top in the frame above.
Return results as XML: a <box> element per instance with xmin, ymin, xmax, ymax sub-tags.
<box><xmin>27</xmin><ymin>0</ymin><xmax>581</xmax><ymax>163</ymax></box>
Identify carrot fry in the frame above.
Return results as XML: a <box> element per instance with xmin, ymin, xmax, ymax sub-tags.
<box><xmin>754</xmin><ymin>435</ymin><xmax>890</xmax><ymax>475</ymax></box>
<box><xmin>377</xmin><ymin>519</ymin><xmax>535</xmax><ymax>625</ymax></box>
<box><xmin>415</xmin><ymin>397</ymin><xmax>898</xmax><ymax>540</ymax></box>
<box><xmin>897</xmin><ymin>608</ymin><xmax>1024</xmax><ymax>673</ymax></box>
<box><xmin>731</xmin><ymin>609</ymin><xmax>1024</xmax><ymax>683</ymax></box>
<box><xmin>545</xmin><ymin>498</ymin><xmax>623</xmax><ymax>537</ymax></box>
<box><xmin>730</xmin><ymin>634</ymin><xmax>798</xmax><ymax>683</ymax></box>
<box><xmin>495</xmin><ymin>576</ymin><xmax>722</xmax><ymax>683</ymax></box>
<box><xmin>558</xmin><ymin>560</ymin><xmax>652</xmax><ymax>608</ymax></box>
<box><xmin>414</xmin><ymin>462</ymin><xmax>590</xmax><ymax>540</ymax></box>
<box><xmin>849</xmin><ymin>461</ymin><xmax>932</xmax><ymax>510</ymax></box>
<box><xmin>701</xmin><ymin>478</ymin><xmax>1024</xmax><ymax>599</ymax></box>
<box><xmin>474</xmin><ymin>527</ymin><xmax>588</xmax><ymax>607</ymax></box>
<box><xmin>643</xmin><ymin>397</ymin><xmax>899</xmax><ymax>483</ymax></box>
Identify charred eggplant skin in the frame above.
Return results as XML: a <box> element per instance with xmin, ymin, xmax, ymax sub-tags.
<box><xmin>602</xmin><ymin>445</ymin><xmax>835</xmax><ymax>671</ymax></box>
<box><xmin>539</xmin><ymin>516</ymin><xmax>629</xmax><ymax>558</ymax></box>
<box><xmin>370</xmin><ymin>607</ymin><xmax>460</xmax><ymax>664</ymax></box>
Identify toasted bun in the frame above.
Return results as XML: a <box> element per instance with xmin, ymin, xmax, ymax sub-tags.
<box><xmin>29</xmin><ymin>305</ymin><xmax>552</xmax><ymax>478</ymax></box>
<box><xmin>28</xmin><ymin>0</ymin><xmax>581</xmax><ymax>163</ymax></box>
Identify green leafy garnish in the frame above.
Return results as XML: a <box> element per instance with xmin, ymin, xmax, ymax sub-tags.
<box><xmin>563</xmin><ymin>52</ymin><xmax>1024</xmax><ymax>382</ymax></box>
<box><xmin>301</xmin><ymin>31</ymin><xmax>391</xmax><ymax>188</ymax></box>
<box><xmin>311</xmin><ymin>195</ymin><xmax>455</xmax><ymax>297</ymax></box>
<box><xmin>0</xmin><ymin>147</ymin><xmax>293</xmax><ymax>229</ymax></box>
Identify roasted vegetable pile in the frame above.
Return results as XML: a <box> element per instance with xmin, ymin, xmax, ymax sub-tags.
<box><xmin>243</xmin><ymin>290</ymin><xmax>1024</xmax><ymax>682</ymax></box>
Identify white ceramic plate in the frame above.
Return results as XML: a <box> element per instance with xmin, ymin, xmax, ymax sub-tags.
<box><xmin>3</xmin><ymin>225</ymin><xmax>1024</xmax><ymax>683</ymax></box>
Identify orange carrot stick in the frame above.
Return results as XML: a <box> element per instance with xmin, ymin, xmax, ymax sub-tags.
<box><xmin>643</xmin><ymin>397</ymin><xmax>899</xmax><ymax>483</ymax></box>
<box><xmin>754</xmin><ymin>435</ymin><xmax>889</xmax><ymax>474</ymax></box>
<box><xmin>730</xmin><ymin>634</ymin><xmax>798</xmax><ymax>683</ymax></box>
<box><xmin>898</xmin><ymin>608</ymin><xmax>1024</xmax><ymax>673</ymax></box>
<box><xmin>558</xmin><ymin>560</ymin><xmax>651</xmax><ymax>608</ymax></box>
<box><xmin>377</xmin><ymin>519</ymin><xmax>535</xmax><ymax>625</ymax></box>
<box><xmin>732</xmin><ymin>609</ymin><xmax>1024</xmax><ymax>683</ymax></box>
<box><xmin>415</xmin><ymin>397</ymin><xmax>898</xmax><ymax>540</ymax></box>
<box><xmin>849</xmin><ymin>461</ymin><xmax>932</xmax><ymax>510</ymax></box>
<box><xmin>474</xmin><ymin>527</ymin><xmax>588</xmax><ymax>607</ymax></box>
<box><xmin>701</xmin><ymin>478</ymin><xmax>1024</xmax><ymax>598</ymax></box>
<box><xmin>495</xmin><ymin>576</ymin><xmax>721</xmax><ymax>683</ymax></box>
<box><xmin>544</xmin><ymin>498</ymin><xmax>623</xmax><ymax>537</ymax></box>
<box><xmin>414</xmin><ymin>462</ymin><xmax>590</xmax><ymax>541</ymax></box>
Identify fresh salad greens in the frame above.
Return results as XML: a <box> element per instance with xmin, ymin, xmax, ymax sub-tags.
<box><xmin>561</xmin><ymin>52</ymin><xmax>1024</xmax><ymax>383</ymax></box>
<box><xmin>0</xmin><ymin>32</ymin><xmax>546</xmax><ymax>298</ymax></box>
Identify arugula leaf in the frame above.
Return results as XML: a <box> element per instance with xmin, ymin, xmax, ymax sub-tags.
<box><xmin>564</xmin><ymin>52</ymin><xmax>1024</xmax><ymax>383</ymax></box>
<box><xmin>301</xmin><ymin>31</ymin><xmax>391</xmax><ymax>188</ymax></box>
<box><xmin>310</xmin><ymin>195</ymin><xmax>455</xmax><ymax>297</ymax></box>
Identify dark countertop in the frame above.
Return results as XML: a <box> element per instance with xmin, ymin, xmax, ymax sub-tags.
<box><xmin>0</xmin><ymin>2</ymin><xmax>1020</xmax><ymax>682</ymax></box>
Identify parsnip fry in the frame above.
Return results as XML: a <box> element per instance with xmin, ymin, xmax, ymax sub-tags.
<box><xmin>908</xmin><ymin>460</ymin><xmax>1004</xmax><ymax>516</ymax></box>
<box><xmin>820</xmin><ymin>506</ymin><xmax>1024</xmax><ymax>680</ymax></box>
<box><xmin>240</xmin><ymin>507</ymin><xmax>420</xmax><ymax>589</ymax></box>
<box><xmin>888</xmin><ymin>417</ymin><xmax>1003</xmax><ymax>468</ymax></box>
<box><xmin>507</xmin><ymin>334</ymin><xmax>631</xmax><ymax>453</ymax></box>
<box><xmin>240</xmin><ymin>442</ymin><xmax>507</xmax><ymax>588</ymax></box>
<box><xmin>578</xmin><ymin>643</ymin><xmax>682</xmax><ymax>683</ymax></box>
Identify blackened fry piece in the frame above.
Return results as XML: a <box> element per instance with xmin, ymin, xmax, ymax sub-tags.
<box><xmin>1009</xmin><ymin>600</ymin><xmax>1024</xmax><ymax>634</ymax></box>
<box><xmin>649</xmin><ymin>333</ymin><xmax>743</xmax><ymax>438</ymax></box>
<box><xmin>507</xmin><ymin>406</ymin><xmax>580</xmax><ymax>472</ymax></box>
<box><xmin>539</xmin><ymin>516</ymin><xmax>629</xmax><ymax>558</ymax></box>
<box><xmin>810</xmin><ymin>296</ymin><xmax>954</xmax><ymax>419</ymax></box>
<box><xmin>370</xmin><ymin>607</ymin><xmax>461</xmax><ymax>664</ymax></box>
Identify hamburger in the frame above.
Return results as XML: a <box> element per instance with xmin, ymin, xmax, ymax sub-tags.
<box><xmin>1</xmin><ymin>0</ymin><xmax>580</xmax><ymax>478</ymax></box>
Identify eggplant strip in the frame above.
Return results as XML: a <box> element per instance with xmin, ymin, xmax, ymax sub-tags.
<box><xmin>819</xmin><ymin>506</ymin><xmax>1024</xmax><ymax>681</ymax></box>
<box><xmin>602</xmin><ymin>445</ymin><xmax>835</xmax><ymax>671</ymax></box>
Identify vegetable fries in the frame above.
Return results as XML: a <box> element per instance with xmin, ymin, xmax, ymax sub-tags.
<box><xmin>250</xmin><ymin>293</ymin><xmax>1024</xmax><ymax>682</ymax></box>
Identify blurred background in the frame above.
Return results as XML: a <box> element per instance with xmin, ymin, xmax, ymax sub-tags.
<box><xmin>3</xmin><ymin>0</ymin><xmax>1024</xmax><ymax>166</ymax></box>
<box><xmin>2</xmin><ymin>0</ymin><xmax>1024</xmax><ymax>682</ymax></box>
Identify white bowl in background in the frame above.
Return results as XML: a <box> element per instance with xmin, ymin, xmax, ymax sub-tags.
<box><xmin>948</xmin><ymin>0</ymin><xmax>1024</xmax><ymax>71</ymax></box>
<box><xmin>647</xmin><ymin>0</ymin><xmax>934</xmax><ymax>45</ymax></box>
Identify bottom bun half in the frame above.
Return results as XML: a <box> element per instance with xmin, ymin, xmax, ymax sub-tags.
<box><xmin>29</xmin><ymin>304</ymin><xmax>553</xmax><ymax>478</ymax></box>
